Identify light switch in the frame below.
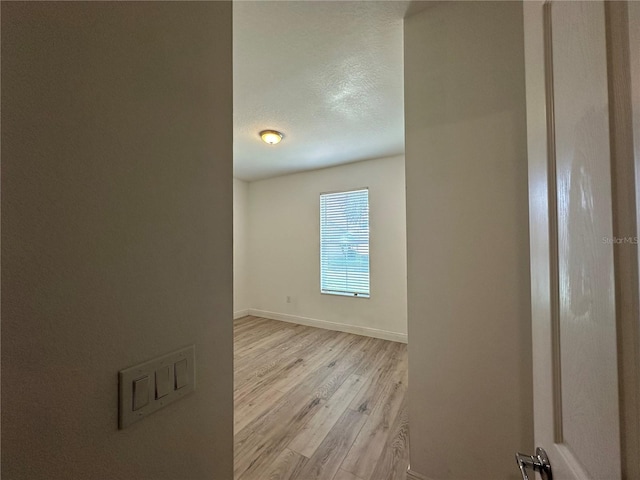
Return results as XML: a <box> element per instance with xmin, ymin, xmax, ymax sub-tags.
<box><xmin>175</xmin><ymin>359</ymin><xmax>188</xmax><ymax>389</ymax></box>
<box><xmin>155</xmin><ymin>365</ymin><xmax>172</xmax><ymax>399</ymax></box>
<box><xmin>133</xmin><ymin>376</ymin><xmax>149</xmax><ymax>411</ymax></box>
<box><xmin>119</xmin><ymin>345</ymin><xmax>195</xmax><ymax>429</ymax></box>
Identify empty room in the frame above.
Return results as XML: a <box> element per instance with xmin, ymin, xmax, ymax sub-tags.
<box><xmin>232</xmin><ymin>3</ymin><xmax>408</xmax><ymax>480</ymax></box>
<box><xmin>3</xmin><ymin>1</ymin><xmax>638</xmax><ymax>480</ymax></box>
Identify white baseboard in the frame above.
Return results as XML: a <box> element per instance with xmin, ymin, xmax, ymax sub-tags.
<box><xmin>406</xmin><ymin>467</ymin><xmax>431</xmax><ymax>480</ymax></box>
<box><xmin>248</xmin><ymin>308</ymin><xmax>407</xmax><ymax>343</ymax></box>
<box><xmin>233</xmin><ymin>309</ymin><xmax>250</xmax><ymax>320</ymax></box>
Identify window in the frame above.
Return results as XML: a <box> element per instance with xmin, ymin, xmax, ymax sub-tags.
<box><xmin>320</xmin><ymin>188</ymin><xmax>370</xmax><ymax>298</ymax></box>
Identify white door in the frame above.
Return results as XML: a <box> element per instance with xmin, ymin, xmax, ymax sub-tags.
<box><xmin>523</xmin><ymin>2</ymin><xmax>638</xmax><ymax>479</ymax></box>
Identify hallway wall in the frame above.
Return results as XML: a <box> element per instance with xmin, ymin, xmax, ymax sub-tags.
<box><xmin>1</xmin><ymin>3</ymin><xmax>233</xmax><ymax>478</ymax></box>
<box><xmin>404</xmin><ymin>2</ymin><xmax>534</xmax><ymax>478</ymax></box>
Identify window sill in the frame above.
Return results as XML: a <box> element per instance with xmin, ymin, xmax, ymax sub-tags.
<box><xmin>321</xmin><ymin>291</ymin><xmax>370</xmax><ymax>299</ymax></box>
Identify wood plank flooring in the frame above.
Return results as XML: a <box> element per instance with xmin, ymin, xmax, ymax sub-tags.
<box><xmin>234</xmin><ymin>316</ymin><xmax>409</xmax><ymax>480</ymax></box>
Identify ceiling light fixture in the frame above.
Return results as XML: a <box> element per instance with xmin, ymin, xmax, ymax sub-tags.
<box><xmin>260</xmin><ymin>130</ymin><xmax>283</xmax><ymax>145</ymax></box>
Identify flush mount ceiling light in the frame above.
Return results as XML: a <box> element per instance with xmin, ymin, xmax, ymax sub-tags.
<box><xmin>260</xmin><ymin>130</ymin><xmax>283</xmax><ymax>145</ymax></box>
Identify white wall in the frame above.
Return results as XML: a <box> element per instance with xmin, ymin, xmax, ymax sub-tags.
<box><xmin>234</xmin><ymin>178</ymin><xmax>250</xmax><ymax>318</ymax></box>
<box><xmin>1</xmin><ymin>3</ymin><xmax>233</xmax><ymax>479</ymax></box>
<box><xmin>248</xmin><ymin>156</ymin><xmax>407</xmax><ymax>342</ymax></box>
<box><xmin>404</xmin><ymin>2</ymin><xmax>533</xmax><ymax>479</ymax></box>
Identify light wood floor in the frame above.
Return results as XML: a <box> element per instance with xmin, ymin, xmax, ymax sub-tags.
<box><xmin>234</xmin><ymin>316</ymin><xmax>409</xmax><ymax>480</ymax></box>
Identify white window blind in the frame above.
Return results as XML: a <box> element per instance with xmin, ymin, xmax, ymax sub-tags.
<box><xmin>320</xmin><ymin>188</ymin><xmax>370</xmax><ymax>297</ymax></box>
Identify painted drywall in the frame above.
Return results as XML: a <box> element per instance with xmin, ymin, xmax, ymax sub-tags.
<box><xmin>1</xmin><ymin>3</ymin><xmax>233</xmax><ymax>479</ymax></box>
<box><xmin>233</xmin><ymin>1</ymin><xmax>405</xmax><ymax>181</ymax></box>
<box><xmin>248</xmin><ymin>156</ymin><xmax>407</xmax><ymax>342</ymax></box>
<box><xmin>404</xmin><ymin>2</ymin><xmax>533</xmax><ymax>479</ymax></box>
<box><xmin>234</xmin><ymin>178</ymin><xmax>250</xmax><ymax>318</ymax></box>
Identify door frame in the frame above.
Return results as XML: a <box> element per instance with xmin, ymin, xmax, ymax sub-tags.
<box><xmin>606</xmin><ymin>3</ymin><xmax>640</xmax><ymax>478</ymax></box>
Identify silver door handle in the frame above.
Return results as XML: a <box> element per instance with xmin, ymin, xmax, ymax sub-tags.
<box><xmin>515</xmin><ymin>447</ymin><xmax>553</xmax><ymax>480</ymax></box>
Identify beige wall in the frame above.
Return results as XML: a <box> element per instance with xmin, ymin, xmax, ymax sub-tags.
<box><xmin>234</xmin><ymin>178</ymin><xmax>250</xmax><ymax>317</ymax></box>
<box><xmin>248</xmin><ymin>156</ymin><xmax>408</xmax><ymax>342</ymax></box>
<box><xmin>404</xmin><ymin>2</ymin><xmax>533</xmax><ymax>479</ymax></box>
<box><xmin>1</xmin><ymin>3</ymin><xmax>233</xmax><ymax>479</ymax></box>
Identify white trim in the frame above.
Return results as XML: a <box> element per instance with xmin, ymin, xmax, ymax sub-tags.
<box><xmin>319</xmin><ymin>186</ymin><xmax>369</xmax><ymax>196</ymax></box>
<box><xmin>406</xmin><ymin>467</ymin><xmax>431</xmax><ymax>480</ymax></box>
<box><xmin>248</xmin><ymin>309</ymin><xmax>407</xmax><ymax>343</ymax></box>
<box><xmin>233</xmin><ymin>309</ymin><xmax>250</xmax><ymax>320</ymax></box>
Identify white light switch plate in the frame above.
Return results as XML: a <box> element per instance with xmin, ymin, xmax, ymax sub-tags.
<box><xmin>118</xmin><ymin>345</ymin><xmax>195</xmax><ymax>429</ymax></box>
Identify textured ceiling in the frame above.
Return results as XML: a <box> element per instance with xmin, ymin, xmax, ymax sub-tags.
<box><xmin>233</xmin><ymin>1</ymin><xmax>409</xmax><ymax>181</ymax></box>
